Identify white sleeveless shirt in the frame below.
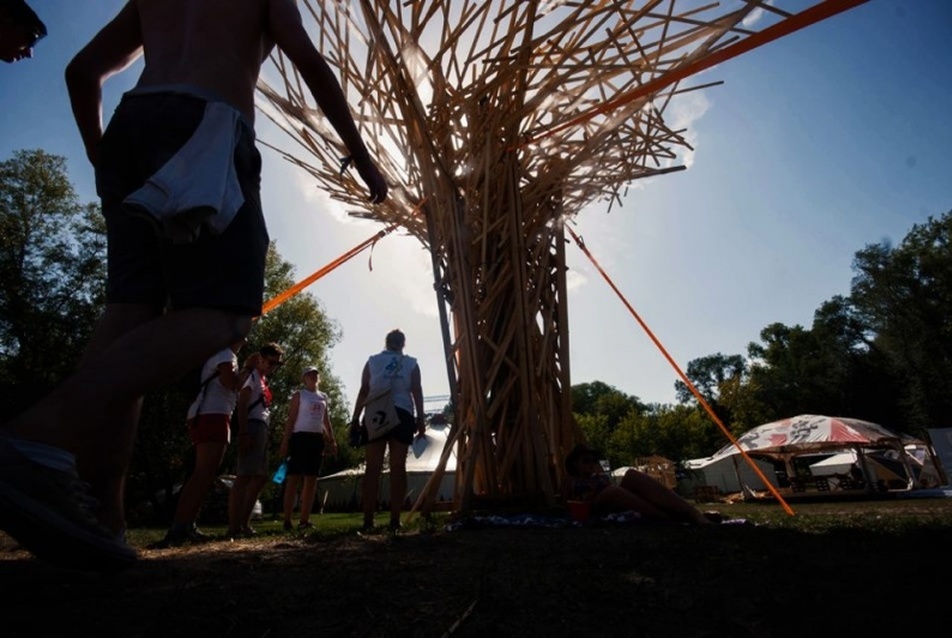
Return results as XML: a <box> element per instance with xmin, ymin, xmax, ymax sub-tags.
<box><xmin>292</xmin><ymin>388</ymin><xmax>328</xmax><ymax>434</ymax></box>
<box><xmin>366</xmin><ymin>350</ymin><xmax>418</xmax><ymax>414</ymax></box>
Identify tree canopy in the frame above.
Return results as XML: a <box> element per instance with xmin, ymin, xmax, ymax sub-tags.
<box><xmin>0</xmin><ymin>149</ymin><xmax>106</xmax><ymax>410</ymax></box>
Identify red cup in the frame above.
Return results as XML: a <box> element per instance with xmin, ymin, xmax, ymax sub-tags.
<box><xmin>567</xmin><ymin>500</ymin><xmax>591</xmax><ymax>523</ymax></box>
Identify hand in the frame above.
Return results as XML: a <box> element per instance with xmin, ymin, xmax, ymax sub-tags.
<box><xmin>242</xmin><ymin>353</ymin><xmax>260</xmax><ymax>371</ymax></box>
<box><xmin>352</xmin><ymin>155</ymin><xmax>387</xmax><ymax>204</ymax></box>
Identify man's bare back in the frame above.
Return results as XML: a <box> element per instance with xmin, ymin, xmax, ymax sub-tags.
<box><xmin>66</xmin><ymin>0</ymin><xmax>385</xmax><ymax>202</ymax></box>
<box><xmin>135</xmin><ymin>0</ymin><xmax>275</xmax><ymax>124</ymax></box>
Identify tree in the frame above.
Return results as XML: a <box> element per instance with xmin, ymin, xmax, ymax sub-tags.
<box><xmin>674</xmin><ymin>353</ymin><xmax>746</xmax><ymax>406</ymax></box>
<box><xmin>849</xmin><ymin>211</ymin><xmax>952</xmax><ymax>430</ymax></box>
<box><xmin>0</xmin><ymin>149</ymin><xmax>106</xmax><ymax>413</ymax></box>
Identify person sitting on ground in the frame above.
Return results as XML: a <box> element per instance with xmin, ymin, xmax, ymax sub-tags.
<box><xmin>562</xmin><ymin>443</ymin><xmax>717</xmax><ymax>525</ymax></box>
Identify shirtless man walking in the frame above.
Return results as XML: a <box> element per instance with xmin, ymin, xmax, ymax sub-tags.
<box><xmin>0</xmin><ymin>0</ymin><xmax>386</xmax><ymax>571</ymax></box>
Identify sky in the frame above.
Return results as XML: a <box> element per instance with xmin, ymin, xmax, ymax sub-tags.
<box><xmin>2</xmin><ymin>1</ymin><xmax>951</xmax><ymax>411</ymax></box>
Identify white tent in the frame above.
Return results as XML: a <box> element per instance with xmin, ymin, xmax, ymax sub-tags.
<box><xmin>682</xmin><ymin>454</ymin><xmax>779</xmax><ymax>494</ymax></box>
<box><xmin>811</xmin><ymin>445</ymin><xmax>944</xmax><ymax>489</ymax></box>
<box><xmin>927</xmin><ymin>428</ymin><xmax>952</xmax><ymax>486</ymax></box>
<box><xmin>318</xmin><ymin>422</ymin><xmax>457</xmax><ymax>511</ymax></box>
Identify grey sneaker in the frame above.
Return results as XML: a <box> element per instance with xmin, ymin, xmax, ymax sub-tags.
<box><xmin>0</xmin><ymin>436</ymin><xmax>137</xmax><ymax>571</ymax></box>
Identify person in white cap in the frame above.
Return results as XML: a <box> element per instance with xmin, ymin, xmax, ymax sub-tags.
<box><xmin>279</xmin><ymin>365</ymin><xmax>337</xmax><ymax>531</ymax></box>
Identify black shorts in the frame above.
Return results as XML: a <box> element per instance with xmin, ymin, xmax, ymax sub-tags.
<box><xmin>387</xmin><ymin>408</ymin><xmax>416</xmax><ymax>446</ymax></box>
<box><xmin>286</xmin><ymin>432</ymin><xmax>325</xmax><ymax>476</ymax></box>
<box><xmin>96</xmin><ymin>91</ymin><xmax>269</xmax><ymax>315</ymax></box>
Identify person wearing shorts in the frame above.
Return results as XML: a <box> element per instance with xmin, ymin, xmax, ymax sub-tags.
<box><xmin>351</xmin><ymin>330</ymin><xmax>427</xmax><ymax>532</ymax></box>
<box><xmin>154</xmin><ymin>340</ymin><xmax>257</xmax><ymax>548</ymax></box>
<box><xmin>279</xmin><ymin>366</ymin><xmax>338</xmax><ymax>531</ymax></box>
<box><xmin>228</xmin><ymin>342</ymin><xmax>284</xmax><ymax>538</ymax></box>
<box><xmin>0</xmin><ymin>0</ymin><xmax>386</xmax><ymax>573</ymax></box>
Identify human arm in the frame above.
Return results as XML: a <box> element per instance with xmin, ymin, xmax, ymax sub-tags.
<box><xmin>64</xmin><ymin>1</ymin><xmax>143</xmax><ymax>166</ymax></box>
<box><xmin>322</xmin><ymin>407</ymin><xmax>337</xmax><ymax>456</ymax></box>
<box><xmin>350</xmin><ymin>362</ymin><xmax>371</xmax><ymax>426</ymax></box>
<box><xmin>265</xmin><ymin>0</ymin><xmax>386</xmax><ymax>203</ymax></box>
<box><xmin>278</xmin><ymin>391</ymin><xmax>301</xmax><ymax>459</ymax></box>
<box><xmin>411</xmin><ymin>364</ymin><xmax>425</xmax><ymax>436</ymax></box>
<box><xmin>219</xmin><ymin>352</ymin><xmax>258</xmax><ymax>394</ymax></box>
<box><xmin>235</xmin><ymin>382</ymin><xmax>253</xmax><ymax>451</ymax></box>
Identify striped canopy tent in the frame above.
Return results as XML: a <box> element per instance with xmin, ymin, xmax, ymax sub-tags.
<box><xmin>713</xmin><ymin>414</ymin><xmax>925</xmax><ymax>494</ymax></box>
<box><xmin>712</xmin><ymin>414</ymin><xmax>920</xmax><ymax>458</ymax></box>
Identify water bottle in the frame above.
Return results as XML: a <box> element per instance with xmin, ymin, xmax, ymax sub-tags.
<box><xmin>272</xmin><ymin>459</ymin><xmax>288</xmax><ymax>484</ymax></box>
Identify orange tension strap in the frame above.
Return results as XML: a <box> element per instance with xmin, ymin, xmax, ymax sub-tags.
<box><xmin>567</xmin><ymin>225</ymin><xmax>796</xmax><ymax>516</ymax></box>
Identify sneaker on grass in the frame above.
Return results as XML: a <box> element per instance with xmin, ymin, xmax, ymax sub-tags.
<box><xmin>0</xmin><ymin>436</ymin><xmax>137</xmax><ymax>571</ymax></box>
<box><xmin>149</xmin><ymin>524</ymin><xmax>211</xmax><ymax>549</ymax></box>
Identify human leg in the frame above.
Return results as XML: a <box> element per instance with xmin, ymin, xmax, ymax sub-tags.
<box><xmin>241</xmin><ymin>474</ymin><xmax>266</xmax><ymax>531</ymax></box>
<box><xmin>362</xmin><ymin>439</ymin><xmax>387</xmax><ymax>528</ymax></box>
<box><xmin>283</xmin><ymin>474</ymin><xmax>301</xmax><ymax>528</ymax></box>
<box><xmin>228</xmin><ymin>474</ymin><xmax>251</xmax><ymax>535</ymax></box>
<box><xmin>387</xmin><ymin>439</ymin><xmax>410</xmax><ymax>528</ymax></box>
<box><xmin>0</xmin><ymin>307</ymin><xmax>248</xmax><ymax>568</ymax></box>
<box><xmin>172</xmin><ymin>440</ymin><xmax>228</xmax><ymax>527</ymax></box>
<box><xmin>298</xmin><ymin>475</ymin><xmax>318</xmax><ymax>525</ymax></box>
<box><xmin>618</xmin><ymin>470</ymin><xmax>710</xmax><ymax>524</ymax></box>
<box><xmin>236</xmin><ymin>419</ymin><xmax>268</xmax><ymax>531</ymax></box>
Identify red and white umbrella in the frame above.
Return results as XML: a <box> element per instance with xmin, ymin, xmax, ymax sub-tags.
<box><xmin>713</xmin><ymin>414</ymin><xmax>917</xmax><ymax>458</ymax></box>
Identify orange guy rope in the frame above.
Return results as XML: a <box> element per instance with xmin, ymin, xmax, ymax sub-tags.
<box><xmin>522</xmin><ymin>0</ymin><xmax>870</xmax><ymax>148</ymax></box>
<box><xmin>567</xmin><ymin>225</ymin><xmax>796</xmax><ymax>515</ymax></box>
<box><xmin>261</xmin><ymin>222</ymin><xmax>400</xmax><ymax>315</ymax></box>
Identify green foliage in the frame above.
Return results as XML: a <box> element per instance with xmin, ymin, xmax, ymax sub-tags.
<box><xmin>674</xmin><ymin>353</ymin><xmax>745</xmax><ymax>406</ymax></box>
<box><xmin>850</xmin><ymin>211</ymin><xmax>952</xmax><ymax>429</ymax></box>
<box><xmin>0</xmin><ymin>149</ymin><xmax>106</xmax><ymax>412</ymax></box>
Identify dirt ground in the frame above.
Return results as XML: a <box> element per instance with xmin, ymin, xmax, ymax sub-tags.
<box><xmin>2</xmin><ymin>501</ymin><xmax>952</xmax><ymax>638</ymax></box>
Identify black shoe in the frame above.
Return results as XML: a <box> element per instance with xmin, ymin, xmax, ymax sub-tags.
<box><xmin>297</xmin><ymin>521</ymin><xmax>314</xmax><ymax>530</ymax></box>
<box><xmin>283</xmin><ymin>521</ymin><xmax>293</xmax><ymax>532</ymax></box>
<box><xmin>149</xmin><ymin>525</ymin><xmax>210</xmax><ymax>549</ymax></box>
<box><xmin>185</xmin><ymin>527</ymin><xmax>212</xmax><ymax>543</ymax></box>
<box><xmin>0</xmin><ymin>436</ymin><xmax>137</xmax><ymax>571</ymax></box>
<box><xmin>149</xmin><ymin>529</ymin><xmax>186</xmax><ymax>549</ymax></box>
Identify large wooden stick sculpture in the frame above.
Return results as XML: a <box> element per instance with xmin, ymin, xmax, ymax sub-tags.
<box><xmin>257</xmin><ymin>0</ymin><xmax>867</xmax><ymax>513</ymax></box>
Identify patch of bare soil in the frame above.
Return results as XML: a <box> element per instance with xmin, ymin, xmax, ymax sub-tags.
<box><xmin>2</xmin><ymin>508</ymin><xmax>951</xmax><ymax>638</ymax></box>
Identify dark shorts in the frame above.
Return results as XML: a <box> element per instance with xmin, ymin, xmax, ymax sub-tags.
<box><xmin>236</xmin><ymin>419</ymin><xmax>269</xmax><ymax>477</ymax></box>
<box><xmin>286</xmin><ymin>432</ymin><xmax>325</xmax><ymax>476</ymax></box>
<box><xmin>187</xmin><ymin>413</ymin><xmax>231</xmax><ymax>445</ymax></box>
<box><xmin>387</xmin><ymin>408</ymin><xmax>416</xmax><ymax>446</ymax></box>
<box><xmin>96</xmin><ymin>91</ymin><xmax>269</xmax><ymax>315</ymax></box>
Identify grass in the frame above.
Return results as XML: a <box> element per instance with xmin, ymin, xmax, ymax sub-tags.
<box><xmin>6</xmin><ymin>495</ymin><xmax>952</xmax><ymax>637</ymax></box>
<box><xmin>124</xmin><ymin>510</ymin><xmax>448</xmax><ymax>547</ymax></box>
<box><xmin>123</xmin><ymin>494</ymin><xmax>952</xmax><ymax>547</ymax></box>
